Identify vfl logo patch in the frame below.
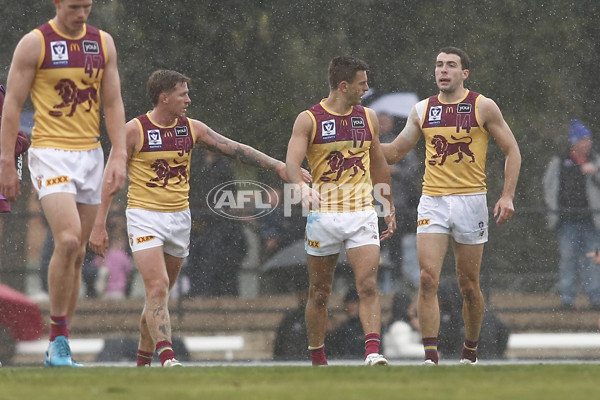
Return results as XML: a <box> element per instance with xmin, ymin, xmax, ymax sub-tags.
<box><xmin>417</xmin><ymin>218</ymin><xmax>430</xmax><ymax>227</ymax></box>
<box><xmin>50</xmin><ymin>41</ymin><xmax>68</xmax><ymax>66</ymax></box>
<box><xmin>175</xmin><ymin>126</ymin><xmax>188</xmax><ymax>136</ymax></box>
<box><xmin>147</xmin><ymin>129</ymin><xmax>162</xmax><ymax>149</ymax></box>
<box><xmin>457</xmin><ymin>103</ymin><xmax>472</xmax><ymax>113</ymax></box>
<box><xmin>82</xmin><ymin>40</ymin><xmax>99</xmax><ymax>54</ymax></box>
<box><xmin>351</xmin><ymin>117</ymin><xmax>365</xmax><ymax>128</ymax></box>
<box><xmin>136</xmin><ymin>235</ymin><xmax>155</xmax><ymax>244</ymax></box>
<box><xmin>46</xmin><ymin>175</ymin><xmax>70</xmax><ymax>186</ymax></box>
<box><xmin>428</xmin><ymin>106</ymin><xmax>442</xmax><ymax>125</ymax></box>
<box><xmin>307</xmin><ymin>239</ymin><xmax>320</xmax><ymax>248</ymax></box>
<box><xmin>321</xmin><ymin>119</ymin><xmax>336</xmax><ymax>140</ymax></box>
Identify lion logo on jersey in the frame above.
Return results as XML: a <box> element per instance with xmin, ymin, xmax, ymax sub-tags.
<box><xmin>430</xmin><ymin>135</ymin><xmax>475</xmax><ymax>166</ymax></box>
<box><xmin>146</xmin><ymin>159</ymin><xmax>188</xmax><ymax>188</ymax></box>
<box><xmin>321</xmin><ymin>150</ymin><xmax>366</xmax><ymax>182</ymax></box>
<box><xmin>50</xmin><ymin>79</ymin><xmax>98</xmax><ymax>117</ymax></box>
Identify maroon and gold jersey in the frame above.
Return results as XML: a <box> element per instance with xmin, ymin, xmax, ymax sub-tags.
<box><xmin>416</xmin><ymin>90</ymin><xmax>489</xmax><ymax>196</ymax></box>
<box><xmin>30</xmin><ymin>20</ymin><xmax>107</xmax><ymax>150</ymax></box>
<box><xmin>305</xmin><ymin>100</ymin><xmax>375</xmax><ymax>212</ymax></box>
<box><xmin>127</xmin><ymin>113</ymin><xmax>196</xmax><ymax>212</ymax></box>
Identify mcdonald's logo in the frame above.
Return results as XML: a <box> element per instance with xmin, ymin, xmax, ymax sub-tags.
<box><xmin>446</xmin><ymin>106</ymin><xmax>454</xmax><ymax>114</ymax></box>
<box><xmin>70</xmin><ymin>43</ymin><xmax>81</xmax><ymax>52</ymax></box>
<box><xmin>164</xmin><ymin>131</ymin><xmax>173</xmax><ymax>137</ymax></box>
<box><xmin>341</xmin><ymin>120</ymin><xmax>348</xmax><ymax>126</ymax></box>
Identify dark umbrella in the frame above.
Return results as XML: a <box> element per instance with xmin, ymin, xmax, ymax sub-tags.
<box><xmin>260</xmin><ymin>240</ymin><xmax>393</xmax><ymax>293</ymax></box>
<box><xmin>0</xmin><ymin>283</ymin><xmax>45</xmax><ymax>341</ymax></box>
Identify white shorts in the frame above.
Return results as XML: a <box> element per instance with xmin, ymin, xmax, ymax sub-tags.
<box><xmin>126</xmin><ymin>208</ymin><xmax>191</xmax><ymax>258</ymax></box>
<box><xmin>416</xmin><ymin>194</ymin><xmax>488</xmax><ymax>244</ymax></box>
<box><xmin>305</xmin><ymin>210</ymin><xmax>380</xmax><ymax>256</ymax></box>
<box><xmin>28</xmin><ymin>147</ymin><xmax>104</xmax><ymax>204</ymax></box>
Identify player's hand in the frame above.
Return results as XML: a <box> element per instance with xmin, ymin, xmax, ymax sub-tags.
<box><xmin>104</xmin><ymin>151</ymin><xmax>127</xmax><ymax>196</ymax></box>
<box><xmin>380</xmin><ymin>208</ymin><xmax>396</xmax><ymax>241</ymax></box>
<box><xmin>586</xmin><ymin>250</ymin><xmax>600</xmax><ymax>265</ymax></box>
<box><xmin>277</xmin><ymin>162</ymin><xmax>312</xmax><ymax>183</ymax></box>
<box><xmin>493</xmin><ymin>196</ymin><xmax>515</xmax><ymax>225</ymax></box>
<box><xmin>89</xmin><ymin>225</ymin><xmax>109</xmax><ymax>257</ymax></box>
<box><xmin>0</xmin><ymin>159</ymin><xmax>21</xmax><ymax>202</ymax></box>
<box><xmin>298</xmin><ymin>183</ymin><xmax>321</xmax><ymax>210</ymax></box>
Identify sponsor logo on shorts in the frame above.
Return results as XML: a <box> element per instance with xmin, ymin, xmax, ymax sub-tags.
<box><xmin>136</xmin><ymin>235</ymin><xmax>155</xmax><ymax>244</ymax></box>
<box><xmin>46</xmin><ymin>175</ymin><xmax>70</xmax><ymax>186</ymax></box>
<box><xmin>307</xmin><ymin>239</ymin><xmax>320</xmax><ymax>248</ymax></box>
<box><xmin>417</xmin><ymin>218</ymin><xmax>430</xmax><ymax>227</ymax></box>
<box><xmin>36</xmin><ymin>175</ymin><xmax>43</xmax><ymax>189</ymax></box>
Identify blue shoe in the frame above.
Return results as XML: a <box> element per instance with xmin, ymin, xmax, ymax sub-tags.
<box><xmin>44</xmin><ymin>336</ymin><xmax>82</xmax><ymax>367</ymax></box>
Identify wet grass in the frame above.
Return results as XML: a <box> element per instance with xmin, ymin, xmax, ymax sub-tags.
<box><xmin>0</xmin><ymin>364</ymin><xmax>598</xmax><ymax>400</ymax></box>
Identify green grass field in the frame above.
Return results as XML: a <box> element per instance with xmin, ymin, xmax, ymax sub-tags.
<box><xmin>1</xmin><ymin>364</ymin><xmax>599</xmax><ymax>400</ymax></box>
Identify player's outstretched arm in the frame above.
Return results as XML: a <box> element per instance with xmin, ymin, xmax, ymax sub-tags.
<box><xmin>192</xmin><ymin>119</ymin><xmax>310</xmax><ymax>183</ymax></box>
<box><xmin>381</xmin><ymin>106</ymin><xmax>422</xmax><ymax>165</ymax></box>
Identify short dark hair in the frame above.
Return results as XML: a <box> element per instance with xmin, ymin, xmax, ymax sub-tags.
<box><xmin>147</xmin><ymin>70</ymin><xmax>191</xmax><ymax>106</ymax></box>
<box><xmin>439</xmin><ymin>47</ymin><xmax>471</xmax><ymax>70</ymax></box>
<box><xmin>328</xmin><ymin>56</ymin><xmax>369</xmax><ymax>90</ymax></box>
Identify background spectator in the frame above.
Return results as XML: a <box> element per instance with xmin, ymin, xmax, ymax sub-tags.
<box><xmin>382</xmin><ymin>288</ymin><xmax>423</xmax><ymax>358</ymax></box>
<box><xmin>543</xmin><ymin>119</ymin><xmax>600</xmax><ymax>310</ymax></box>
<box><xmin>272</xmin><ymin>283</ymin><xmax>309</xmax><ymax>361</ymax></box>
<box><xmin>326</xmin><ymin>287</ymin><xmax>364</xmax><ymax>359</ymax></box>
<box><xmin>377</xmin><ymin>112</ymin><xmax>421</xmax><ymax>292</ymax></box>
<box><xmin>93</xmin><ymin>223</ymin><xmax>134</xmax><ymax>300</ymax></box>
<box><xmin>186</xmin><ymin>150</ymin><xmax>247</xmax><ymax>297</ymax></box>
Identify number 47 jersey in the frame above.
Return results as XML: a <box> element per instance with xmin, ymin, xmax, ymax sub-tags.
<box><xmin>30</xmin><ymin>20</ymin><xmax>107</xmax><ymax>151</ymax></box>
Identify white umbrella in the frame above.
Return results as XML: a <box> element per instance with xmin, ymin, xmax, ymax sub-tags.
<box><xmin>365</xmin><ymin>92</ymin><xmax>419</xmax><ymax>118</ymax></box>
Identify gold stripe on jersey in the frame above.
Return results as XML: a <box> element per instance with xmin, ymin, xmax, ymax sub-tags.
<box><xmin>127</xmin><ymin>114</ymin><xmax>196</xmax><ymax>212</ymax></box>
<box><xmin>305</xmin><ymin>101</ymin><xmax>374</xmax><ymax>212</ymax></box>
<box><xmin>30</xmin><ymin>21</ymin><xmax>106</xmax><ymax>150</ymax></box>
<box><xmin>420</xmin><ymin>91</ymin><xmax>489</xmax><ymax>196</ymax></box>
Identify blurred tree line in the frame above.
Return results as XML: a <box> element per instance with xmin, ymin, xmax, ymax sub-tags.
<box><xmin>1</xmin><ymin>0</ymin><xmax>599</xmax><ymax>291</ymax></box>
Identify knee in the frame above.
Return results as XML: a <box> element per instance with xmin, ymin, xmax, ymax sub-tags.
<box><xmin>356</xmin><ymin>277</ymin><xmax>378</xmax><ymax>299</ymax></box>
<box><xmin>458</xmin><ymin>277</ymin><xmax>480</xmax><ymax>303</ymax></box>
<box><xmin>145</xmin><ymin>278</ymin><xmax>170</xmax><ymax>301</ymax></box>
<box><xmin>309</xmin><ymin>282</ymin><xmax>332</xmax><ymax>308</ymax></box>
<box><xmin>54</xmin><ymin>233</ymin><xmax>81</xmax><ymax>257</ymax></box>
<box><xmin>419</xmin><ymin>269</ymin><xmax>439</xmax><ymax>294</ymax></box>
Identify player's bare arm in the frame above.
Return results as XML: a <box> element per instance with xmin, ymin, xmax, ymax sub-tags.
<box><xmin>480</xmin><ymin>96</ymin><xmax>521</xmax><ymax>225</ymax></box>
<box><xmin>89</xmin><ymin>120</ymin><xmax>139</xmax><ymax>257</ymax></box>
<box><xmin>0</xmin><ymin>32</ymin><xmax>40</xmax><ymax>201</ymax></box>
<box><xmin>100</xmin><ymin>31</ymin><xmax>127</xmax><ymax>196</ymax></box>
<box><xmin>381</xmin><ymin>106</ymin><xmax>422</xmax><ymax>165</ymax></box>
<box><xmin>367</xmin><ymin>108</ymin><xmax>396</xmax><ymax>240</ymax></box>
<box><xmin>192</xmin><ymin>119</ymin><xmax>309</xmax><ymax>183</ymax></box>
<box><xmin>285</xmin><ymin>112</ymin><xmax>321</xmax><ymax>209</ymax></box>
